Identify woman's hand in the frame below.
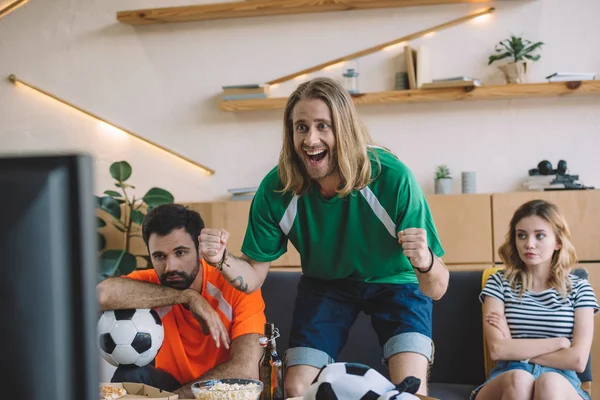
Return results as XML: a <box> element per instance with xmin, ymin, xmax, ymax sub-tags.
<box><xmin>486</xmin><ymin>311</ymin><xmax>511</xmax><ymax>339</ymax></box>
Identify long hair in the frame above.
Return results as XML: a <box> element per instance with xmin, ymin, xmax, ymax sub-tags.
<box><xmin>278</xmin><ymin>77</ymin><xmax>374</xmax><ymax>196</ymax></box>
<box><xmin>498</xmin><ymin>199</ymin><xmax>577</xmax><ymax>297</ymax></box>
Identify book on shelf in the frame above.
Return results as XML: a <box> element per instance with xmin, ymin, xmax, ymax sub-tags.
<box><xmin>229</xmin><ymin>187</ymin><xmax>258</xmax><ymax>195</ymax></box>
<box><xmin>222</xmin><ymin>93</ymin><xmax>268</xmax><ymax>101</ymax></box>
<box><xmin>221</xmin><ymin>84</ymin><xmax>270</xmax><ymax>100</ymax></box>
<box><xmin>222</xmin><ymin>83</ymin><xmax>268</xmax><ymax>90</ymax></box>
<box><xmin>403</xmin><ymin>45</ymin><xmax>417</xmax><ymax>90</ymax></box>
<box><xmin>545</xmin><ymin>72</ymin><xmax>597</xmax><ymax>82</ymax></box>
<box><xmin>230</xmin><ymin>193</ymin><xmax>255</xmax><ymax>201</ymax></box>
<box><xmin>229</xmin><ymin>186</ymin><xmax>257</xmax><ymax>201</ymax></box>
<box><xmin>433</xmin><ymin>76</ymin><xmax>479</xmax><ymax>82</ymax></box>
<box><xmin>421</xmin><ymin>79</ymin><xmax>481</xmax><ymax>89</ymax></box>
<box><xmin>415</xmin><ymin>45</ymin><xmax>432</xmax><ymax>89</ymax></box>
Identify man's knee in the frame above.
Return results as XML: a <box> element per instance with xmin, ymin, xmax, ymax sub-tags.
<box><xmin>112</xmin><ymin>365</ymin><xmax>180</xmax><ymax>392</ymax></box>
<box><xmin>285</xmin><ymin>365</ymin><xmax>320</xmax><ymax>397</ymax></box>
<box><xmin>111</xmin><ymin>366</ymin><xmax>148</xmax><ymax>384</ymax></box>
<box><xmin>388</xmin><ymin>352</ymin><xmax>429</xmax><ymax>394</ymax></box>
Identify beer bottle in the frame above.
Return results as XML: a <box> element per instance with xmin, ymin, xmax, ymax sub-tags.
<box><xmin>259</xmin><ymin>322</ymin><xmax>284</xmax><ymax>400</ymax></box>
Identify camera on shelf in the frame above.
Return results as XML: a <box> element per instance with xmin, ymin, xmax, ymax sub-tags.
<box><xmin>528</xmin><ymin>159</ymin><xmax>568</xmax><ymax>176</ymax></box>
<box><xmin>527</xmin><ymin>159</ymin><xmax>592</xmax><ymax>190</ymax></box>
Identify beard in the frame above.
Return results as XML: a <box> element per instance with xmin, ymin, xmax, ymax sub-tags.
<box><xmin>296</xmin><ymin>147</ymin><xmax>337</xmax><ymax>181</ymax></box>
<box><xmin>159</xmin><ymin>261</ymin><xmax>199</xmax><ymax>290</ymax></box>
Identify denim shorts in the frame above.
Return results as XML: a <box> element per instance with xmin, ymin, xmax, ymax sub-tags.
<box><xmin>470</xmin><ymin>361</ymin><xmax>591</xmax><ymax>400</ymax></box>
<box><xmin>284</xmin><ymin>275</ymin><xmax>433</xmax><ymax>369</ymax></box>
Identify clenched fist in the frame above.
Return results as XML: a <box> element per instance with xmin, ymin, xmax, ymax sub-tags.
<box><xmin>198</xmin><ymin>228</ymin><xmax>229</xmax><ymax>265</ymax></box>
<box><xmin>398</xmin><ymin>228</ymin><xmax>433</xmax><ymax>270</ymax></box>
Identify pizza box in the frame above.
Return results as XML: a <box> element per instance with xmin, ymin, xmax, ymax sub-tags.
<box><xmin>100</xmin><ymin>382</ymin><xmax>178</xmax><ymax>400</ymax></box>
<box><xmin>287</xmin><ymin>395</ymin><xmax>439</xmax><ymax>400</ymax></box>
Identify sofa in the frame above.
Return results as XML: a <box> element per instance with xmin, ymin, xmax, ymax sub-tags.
<box><xmin>260</xmin><ymin>268</ymin><xmax>593</xmax><ymax>400</ymax></box>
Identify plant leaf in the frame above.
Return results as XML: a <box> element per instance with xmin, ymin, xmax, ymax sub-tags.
<box><xmin>104</xmin><ymin>190</ymin><xmax>122</xmax><ymax>198</ymax></box>
<box><xmin>97</xmin><ymin>216</ymin><xmax>107</xmax><ymax>228</ymax></box>
<box><xmin>109</xmin><ymin>161</ymin><xmax>132</xmax><ymax>183</ymax></box>
<box><xmin>98</xmin><ymin>250</ymin><xmax>137</xmax><ymax>281</ymax></box>
<box><xmin>142</xmin><ymin>188</ymin><xmax>174</xmax><ymax>208</ymax></box>
<box><xmin>130</xmin><ymin>210</ymin><xmax>146</xmax><ymax>226</ymax></box>
<box><xmin>99</xmin><ymin>196</ymin><xmax>121</xmax><ymax>220</ymax></box>
<box><xmin>524</xmin><ymin>54</ymin><xmax>541</xmax><ymax>61</ymax></box>
<box><xmin>488</xmin><ymin>52</ymin><xmax>511</xmax><ymax>65</ymax></box>
<box><xmin>117</xmin><ymin>251</ymin><xmax>138</xmax><ymax>275</ymax></box>
<box><xmin>98</xmin><ymin>232</ymin><xmax>106</xmax><ymax>251</ymax></box>
<box><xmin>519</xmin><ymin>42</ymin><xmax>544</xmax><ymax>58</ymax></box>
<box><xmin>115</xmin><ymin>182</ymin><xmax>135</xmax><ymax>189</ymax></box>
<box><xmin>112</xmin><ymin>223</ymin><xmax>126</xmax><ymax>233</ymax></box>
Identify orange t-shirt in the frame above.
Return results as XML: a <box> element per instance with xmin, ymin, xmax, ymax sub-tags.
<box><xmin>125</xmin><ymin>260</ymin><xmax>266</xmax><ymax>384</ymax></box>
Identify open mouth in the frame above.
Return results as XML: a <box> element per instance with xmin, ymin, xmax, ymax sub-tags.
<box><xmin>304</xmin><ymin>148</ymin><xmax>328</xmax><ymax>164</ymax></box>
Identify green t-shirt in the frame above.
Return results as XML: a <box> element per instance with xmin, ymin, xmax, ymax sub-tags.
<box><xmin>241</xmin><ymin>147</ymin><xmax>444</xmax><ymax>284</ymax></box>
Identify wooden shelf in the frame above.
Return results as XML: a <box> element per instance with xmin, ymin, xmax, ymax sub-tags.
<box><xmin>117</xmin><ymin>0</ymin><xmax>501</xmax><ymax>25</ymax></box>
<box><xmin>218</xmin><ymin>80</ymin><xmax>600</xmax><ymax>112</ymax></box>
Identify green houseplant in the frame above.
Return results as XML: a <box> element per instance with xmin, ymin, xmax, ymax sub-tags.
<box><xmin>434</xmin><ymin>165</ymin><xmax>452</xmax><ymax>195</ymax></box>
<box><xmin>488</xmin><ymin>35</ymin><xmax>544</xmax><ymax>84</ymax></box>
<box><xmin>97</xmin><ymin>161</ymin><xmax>174</xmax><ymax>281</ymax></box>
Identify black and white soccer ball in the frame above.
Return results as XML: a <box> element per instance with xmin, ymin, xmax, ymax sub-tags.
<box><xmin>98</xmin><ymin>309</ymin><xmax>164</xmax><ymax>367</ymax></box>
<box><xmin>302</xmin><ymin>363</ymin><xmax>420</xmax><ymax>400</ymax></box>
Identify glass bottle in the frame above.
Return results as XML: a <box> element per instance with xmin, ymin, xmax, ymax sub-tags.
<box><xmin>259</xmin><ymin>322</ymin><xmax>284</xmax><ymax>400</ymax></box>
<box><xmin>343</xmin><ymin>68</ymin><xmax>360</xmax><ymax>94</ymax></box>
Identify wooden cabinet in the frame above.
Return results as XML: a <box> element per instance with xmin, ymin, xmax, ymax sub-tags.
<box><xmin>203</xmin><ymin>194</ymin><xmax>494</xmax><ymax>267</ymax></box>
<box><xmin>100</xmin><ymin>190</ymin><xmax>600</xmax><ymax>269</ymax></box>
<box><xmin>427</xmin><ymin>194</ymin><xmax>493</xmax><ymax>265</ymax></box>
<box><xmin>492</xmin><ymin>191</ymin><xmax>600</xmax><ymax>263</ymax></box>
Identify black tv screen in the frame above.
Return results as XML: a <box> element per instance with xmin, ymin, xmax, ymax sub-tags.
<box><xmin>0</xmin><ymin>154</ymin><xmax>99</xmax><ymax>400</ymax></box>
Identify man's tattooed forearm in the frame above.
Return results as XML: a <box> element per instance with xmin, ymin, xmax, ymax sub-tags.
<box><xmin>230</xmin><ymin>276</ymin><xmax>248</xmax><ymax>292</ymax></box>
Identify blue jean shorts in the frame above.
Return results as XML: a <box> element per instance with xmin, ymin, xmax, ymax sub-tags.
<box><xmin>470</xmin><ymin>361</ymin><xmax>591</xmax><ymax>400</ymax></box>
<box><xmin>284</xmin><ymin>275</ymin><xmax>433</xmax><ymax>370</ymax></box>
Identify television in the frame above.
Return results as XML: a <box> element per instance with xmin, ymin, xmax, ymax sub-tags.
<box><xmin>0</xmin><ymin>154</ymin><xmax>99</xmax><ymax>400</ymax></box>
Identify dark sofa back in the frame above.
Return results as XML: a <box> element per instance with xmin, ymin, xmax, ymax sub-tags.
<box><xmin>260</xmin><ymin>268</ymin><xmax>591</xmax><ymax>385</ymax></box>
<box><xmin>261</xmin><ymin>269</ymin><xmax>486</xmax><ymax>385</ymax></box>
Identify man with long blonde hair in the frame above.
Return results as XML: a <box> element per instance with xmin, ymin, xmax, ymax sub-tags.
<box><xmin>198</xmin><ymin>77</ymin><xmax>449</xmax><ymax>397</ymax></box>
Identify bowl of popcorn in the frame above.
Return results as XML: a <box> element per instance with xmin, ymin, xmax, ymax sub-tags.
<box><xmin>191</xmin><ymin>379</ymin><xmax>263</xmax><ymax>400</ymax></box>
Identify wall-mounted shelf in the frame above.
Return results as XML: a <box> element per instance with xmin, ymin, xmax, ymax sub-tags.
<box><xmin>117</xmin><ymin>0</ymin><xmax>502</xmax><ymax>25</ymax></box>
<box><xmin>218</xmin><ymin>80</ymin><xmax>600</xmax><ymax>112</ymax></box>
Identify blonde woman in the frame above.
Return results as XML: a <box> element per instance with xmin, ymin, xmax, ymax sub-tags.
<box><xmin>198</xmin><ymin>77</ymin><xmax>449</xmax><ymax>397</ymax></box>
<box><xmin>474</xmin><ymin>200</ymin><xmax>598</xmax><ymax>400</ymax></box>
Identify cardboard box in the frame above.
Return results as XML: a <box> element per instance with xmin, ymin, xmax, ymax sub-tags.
<box><xmin>100</xmin><ymin>382</ymin><xmax>178</xmax><ymax>400</ymax></box>
<box><xmin>288</xmin><ymin>396</ymin><xmax>438</xmax><ymax>400</ymax></box>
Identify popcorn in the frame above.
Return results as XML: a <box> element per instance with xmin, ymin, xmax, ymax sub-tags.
<box><xmin>193</xmin><ymin>381</ymin><xmax>262</xmax><ymax>400</ymax></box>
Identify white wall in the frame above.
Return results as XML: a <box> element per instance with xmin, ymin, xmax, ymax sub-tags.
<box><xmin>1</xmin><ymin>0</ymin><xmax>599</xmax><ymax>202</ymax></box>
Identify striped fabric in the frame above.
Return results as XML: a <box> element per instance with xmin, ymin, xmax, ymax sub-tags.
<box><xmin>481</xmin><ymin>270</ymin><xmax>599</xmax><ymax>340</ymax></box>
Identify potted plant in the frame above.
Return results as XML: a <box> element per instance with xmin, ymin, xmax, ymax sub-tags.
<box><xmin>96</xmin><ymin>161</ymin><xmax>174</xmax><ymax>282</ymax></box>
<box><xmin>434</xmin><ymin>165</ymin><xmax>453</xmax><ymax>195</ymax></box>
<box><xmin>488</xmin><ymin>35</ymin><xmax>544</xmax><ymax>84</ymax></box>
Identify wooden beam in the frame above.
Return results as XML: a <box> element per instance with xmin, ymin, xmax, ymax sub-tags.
<box><xmin>218</xmin><ymin>80</ymin><xmax>600</xmax><ymax>112</ymax></box>
<box><xmin>0</xmin><ymin>0</ymin><xmax>28</xmax><ymax>19</ymax></box>
<box><xmin>117</xmin><ymin>0</ymin><xmax>497</xmax><ymax>25</ymax></box>
<box><xmin>8</xmin><ymin>74</ymin><xmax>216</xmax><ymax>175</ymax></box>
<box><xmin>267</xmin><ymin>7</ymin><xmax>494</xmax><ymax>85</ymax></box>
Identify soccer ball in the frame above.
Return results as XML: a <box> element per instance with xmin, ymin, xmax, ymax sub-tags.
<box><xmin>97</xmin><ymin>309</ymin><xmax>164</xmax><ymax>367</ymax></box>
<box><xmin>303</xmin><ymin>363</ymin><xmax>393</xmax><ymax>400</ymax></box>
<box><xmin>302</xmin><ymin>363</ymin><xmax>420</xmax><ymax>400</ymax></box>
